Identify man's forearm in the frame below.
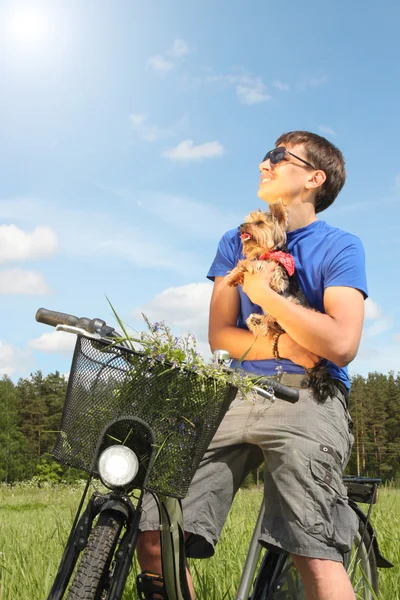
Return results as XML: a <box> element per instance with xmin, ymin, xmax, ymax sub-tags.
<box><xmin>209</xmin><ymin>325</ymin><xmax>275</xmax><ymax>361</ymax></box>
<box><xmin>259</xmin><ymin>290</ymin><xmax>353</xmax><ymax>366</ymax></box>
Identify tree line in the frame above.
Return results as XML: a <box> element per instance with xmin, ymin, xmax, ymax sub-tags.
<box><xmin>1</xmin><ymin>370</ymin><xmax>400</xmax><ymax>484</ymax></box>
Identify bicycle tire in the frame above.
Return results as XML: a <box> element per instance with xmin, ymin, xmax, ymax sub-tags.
<box><xmin>66</xmin><ymin>511</ymin><xmax>124</xmax><ymax>600</ymax></box>
<box><xmin>251</xmin><ymin>517</ymin><xmax>379</xmax><ymax>600</ymax></box>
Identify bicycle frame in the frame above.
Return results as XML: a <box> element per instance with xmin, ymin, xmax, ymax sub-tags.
<box><xmin>235</xmin><ymin>498</ymin><xmax>265</xmax><ymax>600</ymax></box>
<box><xmin>157</xmin><ymin>496</ymin><xmax>192</xmax><ymax>600</ymax></box>
<box><xmin>233</xmin><ymin>476</ymin><xmax>393</xmax><ymax>600</ymax></box>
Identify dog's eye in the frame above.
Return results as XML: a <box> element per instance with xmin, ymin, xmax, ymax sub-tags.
<box><xmin>255</xmin><ymin>221</ymin><xmax>263</xmax><ymax>225</ymax></box>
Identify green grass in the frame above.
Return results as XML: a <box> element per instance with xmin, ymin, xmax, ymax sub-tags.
<box><xmin>0</xmin><ymin>483</ymin><xmax>399</xmax><ymax>599</ymax></box>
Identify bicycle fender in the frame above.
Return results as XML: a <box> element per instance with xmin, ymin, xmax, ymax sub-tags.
<box><xmin>349</xmin><ymin>501</ymin><xmax>393</xmax><ymax>568</ymax></box>
<box><xmin>100</xmin><ymin>499</ymin><xmax>130</xmax><ymax>521</ymax></box>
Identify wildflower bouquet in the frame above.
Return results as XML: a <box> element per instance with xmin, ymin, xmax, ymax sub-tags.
<box><xmin>114</xmin><ymin>313</ymin><xmax>257</xmax><ymax>397</ymax></box>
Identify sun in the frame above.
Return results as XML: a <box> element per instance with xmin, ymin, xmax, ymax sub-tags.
<box><xmin>5</xmin><ymin>6</ymin><xmax>52</xmax><ymax>49</ymax></box>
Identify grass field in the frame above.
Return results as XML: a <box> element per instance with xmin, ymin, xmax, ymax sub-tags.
<box><xmin>0</xmin><ymin>482</ymin><xmax>399</xmax><ymax>599</ymax></box>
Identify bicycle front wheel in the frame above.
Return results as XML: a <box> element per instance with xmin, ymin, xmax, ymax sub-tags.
<box><xmin>66</xmin><ymin>511</ymin><xmax>125</xmax><ymax>600</ymax></box>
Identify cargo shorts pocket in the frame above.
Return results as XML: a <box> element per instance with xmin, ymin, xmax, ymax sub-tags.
<box><xmin>305</xmin><ymin>452</ymin><xmax>358</xmax><ymax>553</ymax></box>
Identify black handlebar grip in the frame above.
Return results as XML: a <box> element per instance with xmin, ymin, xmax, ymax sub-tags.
<box><xmin>257</xmin><ymin>377</ymin><xmax>299</xmax><ymax>403</ymax></box>
<box><xmin>35</xmin><ymin>308</ymin><xmax>79</xmax><ymax>328</ymax></box>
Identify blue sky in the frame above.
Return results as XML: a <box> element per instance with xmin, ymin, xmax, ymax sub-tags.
<box><xmin>1</xmin><ymin>0</ymin><xmax>400</xmax><ymax>380</ymax></box>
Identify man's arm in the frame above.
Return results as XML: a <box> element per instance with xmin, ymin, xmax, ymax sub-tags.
<box><xmin>241</xmin><ymin>267</ymin><xmax>364</xmax><ymax>367</ymax></box>
<box><xmin>209</xmin><ymin>276</ymin><xmax>320</xmax><ymax>368</ymax></box>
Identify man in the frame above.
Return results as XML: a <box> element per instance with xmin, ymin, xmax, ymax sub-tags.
<box><xmin>138</xmin><ymin>131</ymin><xmax>367</xmax><ymax>600</ymax></box>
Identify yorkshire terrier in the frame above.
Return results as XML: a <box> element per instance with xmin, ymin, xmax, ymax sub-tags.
<box><xmin>225</xmin><ymin>200</ymin><xmax>334</xmax><ymax>403</ymax></box>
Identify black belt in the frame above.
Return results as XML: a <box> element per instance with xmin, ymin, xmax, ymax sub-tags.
<box><xmin>275</xmin><ymin>373</ymin><xmax>349</xmax><ymax>407</ymax></box>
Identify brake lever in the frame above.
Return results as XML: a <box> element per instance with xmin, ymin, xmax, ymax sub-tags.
<box><xmin>253</xmin><ymin>386</ymin><xmax>275</xmax><ymax>401</ymax></box>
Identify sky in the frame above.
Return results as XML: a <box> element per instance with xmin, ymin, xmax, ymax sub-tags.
<box><xmin>1</xmin><ymin>0</ymin><xmax>400</xmax><ymax>381</ymax></box>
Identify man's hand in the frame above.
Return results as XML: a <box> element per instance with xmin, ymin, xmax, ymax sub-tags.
<box><xmin>279</xmin><ymin>333</ymin><xmax>321</xmax><ymax>369</ymax></box>
<box><xmin>241</xmin><ymin>263</ymin><xmax>276</xmax><ymax>307</ymax></box>
<box><xmin>240</xmin><ymin>267</ymin><xmax>321</xmax><ymax>368</ymax></box>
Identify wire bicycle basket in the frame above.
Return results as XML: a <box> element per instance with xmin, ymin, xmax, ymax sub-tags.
<box><xmin>53</xmin><ymin>336</ymin><xmax>237</xmax><ymax>498</ymax></box>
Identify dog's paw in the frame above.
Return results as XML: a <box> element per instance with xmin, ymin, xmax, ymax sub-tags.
<box><xmin>225</xmin><ymin>270</ymin><xmax>244</xmax><ymax>287</ymax></box>
<box><xmin>247</xmin><ymin>313</ymin><xmax>271</xmax><ymax>337</ymax></box>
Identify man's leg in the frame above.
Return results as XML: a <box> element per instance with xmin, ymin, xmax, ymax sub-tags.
<box><xmin>248</xmin><ymin>387</ymin><xmax>359</xmax><ymax>597</ymax></box>
<box><xmin>292</xmin><ymin>555</ymin><xmax>355</xmax><ymax>600</ymax></box>
<box><xmin>137</xmin><ymin>395</ymin><xmax>263</xmax><ymax>599</ymax></box>
<box><xmin>137</xmin><ymin>530</ymin><xmax>195</xmax><ymax>599</ymax></box>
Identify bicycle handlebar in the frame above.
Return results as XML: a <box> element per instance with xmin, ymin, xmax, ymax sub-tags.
<box><xmin>253</xmin><ymin>376</ymin><xmax>299</xmax><ymax>403</ymax></box>
<box><xmin>35</xmin><ymin>308</ymin><xmax>299</xmax><ymax>403</ymax></box>
<box><xmin>35</xmin><ymin>308</ymin><xmax>116</xmax><ymax>337</ymax></box>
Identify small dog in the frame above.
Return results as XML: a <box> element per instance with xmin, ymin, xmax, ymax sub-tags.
<box><xmin>225</xmin><ymin>200</ymin><xmax>334</xmax><ymax>403</ymax></box>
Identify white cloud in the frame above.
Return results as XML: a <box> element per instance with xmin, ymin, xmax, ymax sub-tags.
<box><xmin>135</xmin><ymin>282</ymin><xmax>213</xmax><ymax>356</ymax></box>
<box><xmin>350</xmin><ymin>342</ymin><xmax>400</xmax><ymax>377</ymax></box>
<box><xmin>0</xmin><ymin>224</ymin><xmax>58</xmax><ymax>263</ymax></box>
<box><xmin>129</xmin><ymin>113</ymin><xmax>188</xmax><ymax>143</ymax></box>
<box><xmin>308</xmin><ymin>76</ymin><xmax>327</xmax><ymax>87</ymax></box>
<box><xmin>361</xmin><ymin>298</ymin><xmax>394</xmax><ymax>338</ymax></box>
<box><xmin>0</xmin><ymin>340</ymin><xmax>31</xmax><ymax>377</ymax></box>
<box><xmin>97</xmin><ymin>237</ymin><xmax>204</xmax><ymax>276</ymax></box>
<box><xmin>0</xmin><ymin>197</ymin><xmax>206</xmax><ymax>276</ymax></box>
<box><xmin>273</xmin><ymin>79</ymin><xmax>290</xmax><ymax>92</ymax></box>
<box><xmin>363</xmin><ymin>317</ymin><xmax>394</xmax><ymax>338</ymax></box>
<box><xmin>136</xmin><ymin>282</ymin><xmax>212</xmax><ymax>330</ymax></box>
<box><xmin>130</xmin><ymin>113</ymin><xmax>147</xmax><ymax>126</ymax></box>
<box><xmin>0</xmin><ymin>268</ymin><xmax>51</xmax><ymax>294</ymax></box>
<box><xmin>364</xmin><ymin>298</ymin><xmax>382</xmax><ymax>320</ymax></box>
<box><xmin>207</xmin><ymin>70</ymin><xmax>270</xmax><ymax>105</ymax></box>
<box><xmin>137</xmin><ymin>192</ymin><xmax>242</xmax><ymax>240</ymax></box>
<box><xmin>351</xmin><ymin>300</ymin><xmax>400</xmax><ymax>374</ymax></box>
<box><xmin>296</xmin><ymin>76</ymin><xmax>327</xmax><ymax>92</ymax></box>
<box><xmin>318</xmin><ymin>125</ymin><xmax>337</xmax><ymax>137</ymax></box>
<box><xmin>170</xmin><ymin>38</ymin><xmax>190</xmax><ymax>58</ymax></box>
<box><xmin>147</xmin><ymin>54</ymin><xmax>175</xmax><ymax>74</ymax></box>
<box><xmin>237</xmin><ymin>79</ymin><xmax>270</xmax><ymax>105</ymax></box>
<box><xmin>129</xmin><ymin>112</ymin><xmax>167</xmax><ymax>142</ymax></box>
<box><xmin>162</xmin><ymin>139</ymin><xmax>224</xmax><ymax>161</ymax></box>
<box><xmin>393</xmin><ymin>174</ymin><xmax>400</xmax><ymax>192</ymax></box>
<box><xmin>29</xmin><ymin>330</ymin><xmax>76</xmax><ymax>354</ymax></box>
<box><xmin>147</xmin><ymin>38</ymin><xmax>190</xmax><ymax>74</ymax></box>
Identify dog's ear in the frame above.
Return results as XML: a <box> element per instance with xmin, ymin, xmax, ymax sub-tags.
<box><xmin>269</xmin><ymin>200</ymin><xmax>288</xmax><ymax>226</ymax></box>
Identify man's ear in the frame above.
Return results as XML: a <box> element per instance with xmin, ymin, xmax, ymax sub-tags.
<box><xmin>305</xmin><ymin>170</ymin><xmax>326</xmax><ymax>191</ymax></box>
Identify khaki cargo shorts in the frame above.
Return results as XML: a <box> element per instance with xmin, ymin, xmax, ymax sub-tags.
<box><xmin>139</xmin><ymin>386</ymin><xmax>358</xmax><ymax>562</ymax></box>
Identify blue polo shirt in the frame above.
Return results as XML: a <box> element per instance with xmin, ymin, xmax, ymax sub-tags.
<box><xmin>207</xmin><ymin>219</ymin><xmax>368</xmax><ymax>389</ymax></box>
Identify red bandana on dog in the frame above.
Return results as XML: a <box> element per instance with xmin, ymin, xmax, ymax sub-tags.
<box><xmin>258</xmin><ymin>251</ymin><xmax>295</xmax><ymax>276</ymax></box>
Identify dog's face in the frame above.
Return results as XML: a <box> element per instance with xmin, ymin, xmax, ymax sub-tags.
<box><xmin>239</xmin><ymin>207</ymin><xmax>288</xmax><ymax>260</ymax></box>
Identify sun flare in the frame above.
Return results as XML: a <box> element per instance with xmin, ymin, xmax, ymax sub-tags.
<box><xmin>6</xmin><ymin>6</ymin><xmax>52</xmax><ymax>49</ymax></box>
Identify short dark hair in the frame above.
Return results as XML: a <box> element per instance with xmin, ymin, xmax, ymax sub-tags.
<box><xmin>275</xmin><ymin>131</ymin><xmax>346</xmax><ymax>213</ymax></box>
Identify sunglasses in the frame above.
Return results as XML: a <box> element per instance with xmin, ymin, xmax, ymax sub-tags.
<box><xmin>262</xmin><ymin>147</ymin><xmax>316</xmax><ymax>169</ymax></box>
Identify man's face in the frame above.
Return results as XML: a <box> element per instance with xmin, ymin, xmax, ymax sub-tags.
<box><xmin>257</xmin><ymin>143</ymin><xmax>315</xmax><ymax>205</ymax></box>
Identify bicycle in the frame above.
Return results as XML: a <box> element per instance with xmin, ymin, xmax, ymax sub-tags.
<box><xmin>37</xmin><ymin>308</ymin><xmax>392</xmax><ymax>600</ymax></box>
<box><xmin>38</xmin><ymin>307</ymin><xmax>297</xmax><ymax>600</ymax></box>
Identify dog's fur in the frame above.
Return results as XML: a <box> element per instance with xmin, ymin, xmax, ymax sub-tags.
<box><xmin>225</xmin><ymin>200</ymin><xmax>334</xmax><ymax>403</ymax></box>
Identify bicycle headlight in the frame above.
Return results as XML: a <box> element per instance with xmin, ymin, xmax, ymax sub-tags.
<box><xmin>98</xmin><ymin>445</ymin><xmax>139</xmax><ymax>488</ymax></box>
